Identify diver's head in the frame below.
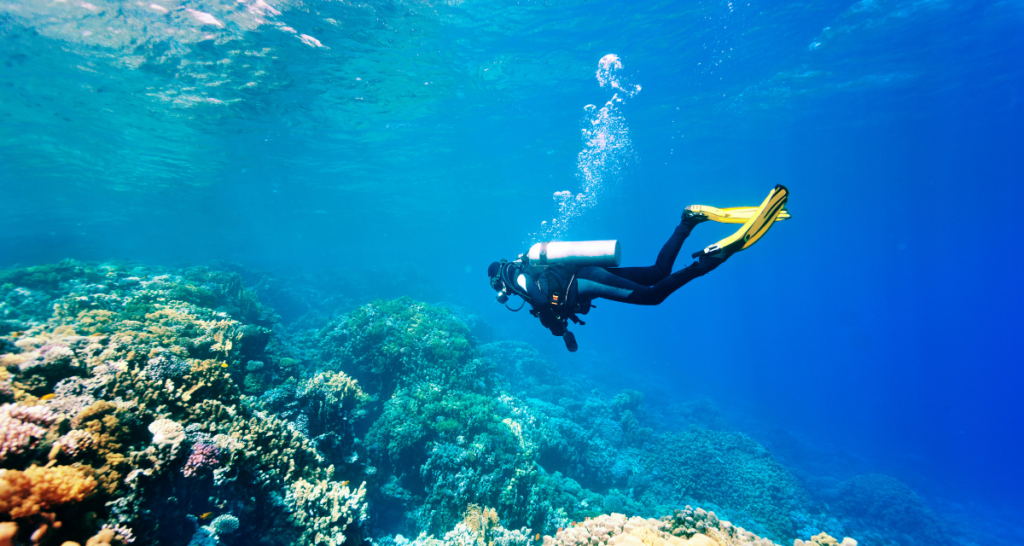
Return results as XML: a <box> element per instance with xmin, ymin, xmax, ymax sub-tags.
<box><xmin>488</xmin><ymin>262</ymin><xmax>503</xmax><ymax>289</ymax></box>
<box><xmin>488</xmin><ymin>261</ymin><xmax>509</xmax><ymax>303</ymax></box>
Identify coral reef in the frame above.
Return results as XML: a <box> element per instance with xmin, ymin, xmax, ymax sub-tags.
<box><xmin>1</xmin><ymin>261</ymin><xmax>920</xmax><ymax>546</ymax></box>
<box><xmin>0</xmin><ymin>464</ymin><xmax>98</xmax><ymax>518</ymax></box>
<box><xmin>539</xmin><ymin>511</ymin><xmax>782</xmax><ymax>546</ymax></box>
<box><xmin>825</xmin><ymin>474</ymin><xmax>949</xmax><ymax>546</ymax></box>
<box><xmin>0</xmin><ymin>404</ymin><xmax>58</xmax><ymax>462</ymax></box>
<box><xmin>794</xmin><ymin>532</ymin><xmax>858</xmax><ymax>546</ymax></box>
<box><xmin>0</xmin><ymin>262</ymin><xmax>367</xmax><ymax>546</ymax></box>
<box><xmin>638</xmin><ymin>427</ymin><xmax>805</xmax><ymax>540</ymax></box>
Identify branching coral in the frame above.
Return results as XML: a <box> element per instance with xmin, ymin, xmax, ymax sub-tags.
<box><xmin>440</xmin><ymin>504</ymin><xmax>530</xmax><ymax>546</ymax></box>
<box><xmin>0</xmin><ymin>403</ymin><xmax>58</xmax><ymax>462</ymax></box>
<box><xmin>52</xmin><ymin>429</ymin><xmax>97</xmax><ymax>459</ymax></box>
<box><xmin>182</xmin><ymin>443</ymin><xmax>222</xmax><ymax>477</ymax></box>
<box><xmin>285</xmin><ymin>477</ymin><xmax>368</xmax><ymax>546</ymax></box>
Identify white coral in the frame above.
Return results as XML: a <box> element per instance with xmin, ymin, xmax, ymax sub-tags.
<box><xmin>284</xmin><ymin>478</ymin><xmax>368</xmax><ymax>546</ymax></box>
<box><xmin>148</xmin><ymin>418</ymin><xmax>185</xmax><ymax>446</ymax></box>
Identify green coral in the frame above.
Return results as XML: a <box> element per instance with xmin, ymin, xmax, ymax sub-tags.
<box><xmin>831</xmin><ymin>474</ymin><xmax>948</xmax><ymax>545</ymax></box>
<box><xmin>320</xmin><ymin>298</ymin><xmax>477</xmax><ymax>396</ymax></box>
<box><xmin>640</xmin><ymin>427</ymin><xmax>805</xmax><ymax>541</ymax></box>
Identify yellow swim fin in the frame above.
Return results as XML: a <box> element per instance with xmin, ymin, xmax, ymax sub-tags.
<box><xmin>691</xmin><ymin>185</ymin><xmax>790</xmax><ymax>259</ymax></box>
<box><xmin>685</xmin><ymin>204</ymin><xmax>790</xmax><ymax>224</ymax></box>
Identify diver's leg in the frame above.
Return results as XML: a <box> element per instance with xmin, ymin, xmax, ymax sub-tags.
<box><xmin>625</xmin><ymin>253</ymin><xmax>727</xmax><ymax>305</ymax></box>
<box><xmin>576</xmin><ymin>267</ymin><xmax>648</xmax><ymax>303</ymax></box>
<box><xmin>605</xmin><ymin>218</ymin><xmax>699</xmax><ymax>285</ymax></box>
<box><xmin>578</xmin><ymin>253</ymin><xmax>728</xmax><ymax>306</ymax></box>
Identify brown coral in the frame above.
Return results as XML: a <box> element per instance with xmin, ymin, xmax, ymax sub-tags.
<box><xmin>0</xmin><ymin>465</ymin><xmax>97</xmax><ymax>519</ymax></box>
<box><xmin>81</xmin><ymin>528</ymin><xmax>126</xmax><ymax>546</ymax></box>
<box><xmin>68</xmin><ymin>402</ymin><xmax>131</xmax><ymax>495</ymax></box>
<box><xmin>462</xmin><ymin>504</ymin><xmax>499</xmax><ymax>546</ymax></box>
<box><xmin>0</xmin><ymin>522</ymin><xmax>16</xmax><ymax>546</ymax></box>
<box><xmin>544</xmin><ymin>511</ymin><xmax>782</xmax><ymax>546</ymax></box>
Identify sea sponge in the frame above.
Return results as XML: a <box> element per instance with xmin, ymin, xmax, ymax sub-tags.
<box><xmin>0</xmin><ymin>464</ymin><xmax>97</xmax><ymax>519</ymax></box>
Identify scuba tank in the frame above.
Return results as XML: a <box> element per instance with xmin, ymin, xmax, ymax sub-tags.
<box><xmin>491</xmin><ymin>240</ymin><xmax>617</xmax><ymax>353</ymax></box>
<box><xmin>527</xmin><ymin>240</ymin><xmax>621</xmax><ymax>268</ymax></box>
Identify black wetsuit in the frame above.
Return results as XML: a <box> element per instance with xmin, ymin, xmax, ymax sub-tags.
<box><xmin>519</xmin><ymin>217</ymin><xmax>727</xmax><ymax>337</ymax></box>
<box><xmin>574</xmin><ymin>218</ymin><xmax>725</xmax><ymax>306</ymax></box>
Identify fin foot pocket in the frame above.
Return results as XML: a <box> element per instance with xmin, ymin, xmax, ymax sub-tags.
<box><xmin>692</xmin><ymin>185</ymin><xmax>789</xmax><ymax>259</ymax></box>
<box><xmin>686</xmin><ymin>204</ymin><xmax>790</xmax><ymax>224</ymax></box>
<box><xmin>563</xmin><ymin>331</ymin><xmax>578</xmax><ymax>352</ymax></box>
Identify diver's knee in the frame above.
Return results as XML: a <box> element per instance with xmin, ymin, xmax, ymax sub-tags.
<box><xmin>626</xmin><ymin>289</ymin><xmax>665</xmax><ymax>306</ymax></box>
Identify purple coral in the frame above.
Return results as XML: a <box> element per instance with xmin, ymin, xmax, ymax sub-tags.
<box><xmin>0</xmin><ymin>403</ymin><xmax>58</xmax><ymax>461</ymax></box>
<box><xmin>182</xmin><ymin>443</ymin><xmax>222</xmax><ymax>477</ymax></box>
<box><xmin>143</xmin><ymin>355</ymin><xmax>190</xmax><ymax>381</ymax></box>
<box><xmin>54</xmin><ymin>429</ymin><xmax>96</xmax><ymax>458</ymax></box>
<box><xmin>20</xmin><ymin>343</ymin><xmax>77</xmax><ymax>373</ymax></box>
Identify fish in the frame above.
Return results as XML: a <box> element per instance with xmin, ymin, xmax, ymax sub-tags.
<box><xmin>10</xmin><ymin>332</ymin><xmax>22</xmax><ymax>338</ymax></box>
<box><xmin>41</xmin><ymin>394</ymin><xmax>55</xmax><ymax>401</ymax></box>
<box><xmin>535</xmin><ymin>534</ymin><xmax>540</xmax><ymax>541</ymax></box>
<box><xmin>199</xmin><ymin>512</ymin><xmax>214</xmax><ymax>520</ymax></box>
<box><xmin>220</xmin><ymin>363</ymin><xmax>228</xmax><ymax>368</ymax></box>
<box><xmin>341</xmin><ymin>481</ymin><xmax>349</xmax><ymax>486</ymax></box>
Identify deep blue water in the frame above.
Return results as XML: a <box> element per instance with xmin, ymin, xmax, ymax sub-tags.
<box><xmin>2</xmin><ymin>0</ymin><xmax>1023</xmax><ymax>539</ymax></box>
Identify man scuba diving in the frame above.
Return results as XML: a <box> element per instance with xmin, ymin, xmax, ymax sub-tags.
<box><xmin>487</xmin><ymin>185</ymin><xmax>790</xmax><ymax>352</ymax></box>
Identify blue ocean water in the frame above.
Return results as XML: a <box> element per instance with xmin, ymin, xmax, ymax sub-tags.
<box><xmin>1</xmin><ymin>0</ymin><xmax>1023</xmax><ymax>543</ymax></box>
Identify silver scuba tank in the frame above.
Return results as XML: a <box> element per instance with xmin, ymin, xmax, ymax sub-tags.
<box><xmin>527</xmin><ymin>240</ymin><xmax>621</xmax><ymax>268</ymax></box>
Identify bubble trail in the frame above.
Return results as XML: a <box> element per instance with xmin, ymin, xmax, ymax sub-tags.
<box><xmin>532</xmin><ymin>54</ymin><xmax>641</xmax><ymax>243</ymax></box>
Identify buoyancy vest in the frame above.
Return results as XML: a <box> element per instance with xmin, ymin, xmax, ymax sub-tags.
<box><xmin>499</xmin><ymin>261</ymin><xmax>593</xmax><ymax>335</ymax></box>
<box><xmin>523</xmin><ymin>264</ymin><xmax>587</xmax><ymax>335</ymax></box>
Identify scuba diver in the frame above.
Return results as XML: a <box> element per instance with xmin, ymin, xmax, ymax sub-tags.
<box><xmin>487</xmin><ymin>185</ymin><xmax>790</xmax><ymax>352</ymax></box>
